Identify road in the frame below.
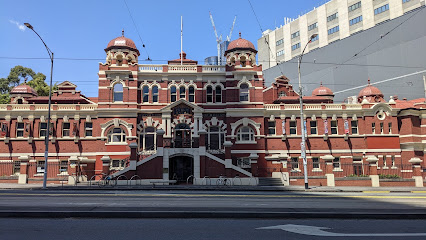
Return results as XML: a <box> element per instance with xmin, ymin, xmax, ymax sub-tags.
<box><xmin>0</xmin><ymin>190</ymin><xmax>425</xmax><ymax>218</ymax></box>
<box><xmin>1</xmin><ymin>218</ymin><xmax>426</xmax><ymax>240</ymax></box>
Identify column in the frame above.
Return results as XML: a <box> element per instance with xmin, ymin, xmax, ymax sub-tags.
<box><xmin>18</xmin><ymin>155</ymin><xmax>30</xmax><ymax>184</ymax></box>
<box><xmin>67</xmin><ymin>156</ymin><xmax>79</xmax><ymax>185</ymax></box>
<box><xmin>366</xmin><ymin>155</ymin><xmax>380</xmax><ymax>187</ymax></box>
<box><xmin>409</xmin><ymin>157</ymin><xmax>424</xmax><ymax>187</ymax></box>
<box><xmin>100</xmin><ymin>155</ymin><xmax>111</xmax><ymax>176</ymax></box>
<box><xmin>323</xmin><ymin>155</ymin><xmax>335</xmax><ymax>187</ymax></box>
<box><xmin>128</xmin><ymin>142</ymin><xmax>138</xmax><ymax>171</ymax></box>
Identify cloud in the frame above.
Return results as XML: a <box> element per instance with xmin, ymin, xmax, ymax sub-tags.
<box><xmin>9</xmin><ymin>20</ymin><xmax>25</xmax><ymax>31</ymax></box>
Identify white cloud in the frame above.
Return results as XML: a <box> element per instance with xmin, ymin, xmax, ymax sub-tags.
<box><xmin>9</xmin><ymin>20</ymin><xmax>25</xmax><ymax>31</ymax></box>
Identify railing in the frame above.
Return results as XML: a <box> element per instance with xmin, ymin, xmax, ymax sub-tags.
<box><xmin>346</xmin><ymin>104</ymin><xmax>362</xmax><ymax>109</ymax></box>
<box><xmin>139</xmin><ymin>65</ymin><xmax>163</xmax><ymax>72</ymax></box>
<box><xmin>264</xmin><ymin>104</ymin><xmax>281</xmax><ymax>110</ymax></box>
<box><xmin>325</xmin><ymin>104</ymin><xmax>343</xmax><ymax>110</ymax></box>
<box><xmin>284</xmin><ymin>104</ymin><xmax>300</xmax><ymax>110</ymax></box>
<box><xmin>80</xmin><ymin>105</ymin><xmax>97</xmax><ymax>110</ymax></box>
<box><xmin>168</xmin><ymin>65</ymin><xmax>197</xmax><ymax>72</ymax></box>
<box><xmin>305</xmin><ymin>104</ymin><xmax>322</xmax><ymax>110</ymax></box>
<box><xmin>12</xmin><ymin>105</ymin><xmax>30</xmax><ymax>110</ymax></box>
<box><xmin>202</xmin><ymin>66</ymin><xmax>225</xmax><ymax>72</ymax></box>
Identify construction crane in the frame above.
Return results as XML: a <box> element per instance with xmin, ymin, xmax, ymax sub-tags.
<box><xmin>209</xmin><ymin>12</ymin><xmax>236</xmax><ymax>65</ymax></box>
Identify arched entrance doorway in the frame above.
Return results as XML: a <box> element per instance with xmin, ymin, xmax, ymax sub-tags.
<box><xmin>169</xmin><ymin>155</ymin><xmax>193</xmax><ymax>184</ymax></box>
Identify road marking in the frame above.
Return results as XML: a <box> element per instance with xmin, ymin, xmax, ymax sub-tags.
<box><xmin>363</xmin><ymin>191</ymin><xmax>390</xmax><ymax>193</ymax></box>
<box><xmin>0</xmin><ymin>193</ymin><xmax>425</xmax><ymax>199</ymax></box>
<box><xmin>412</xmin><ymin>191</ymin><xmax>426</xmax><ymax>193</ymax></box>
<box><xmin>257</xmin><ymin>224</ymin><xmax>426</xmax><ymax>237</ymax></box>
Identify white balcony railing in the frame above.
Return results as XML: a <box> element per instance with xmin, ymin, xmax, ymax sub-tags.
<box><xmin>168</xmin><ymin>65</ymin><xmax>197</xmax><ymax>72</ymax></box>
<box><xmin>264</xmin><ymin>104</ymin><xmax>281</xmax><ymax>110</ymax></box>
<box><xmin>139</xmin><ymin>65</ymin><xmax>163</xmax><ymax>72</ymax></box>
<box><xmin>202</xmin><ymin>66</ymin><xmax>225</xmax><ymax>72</ymax></box>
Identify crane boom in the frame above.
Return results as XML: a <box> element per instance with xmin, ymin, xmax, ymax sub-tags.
<box><xmin>209</xmin><ymin>11</ymin><xmax>221</xmax><ymax>44</ymax></box>
<box><xmin>227</xmin><ymin>15</ymin><xmax>237</xmax><ymax>41</ymax></box>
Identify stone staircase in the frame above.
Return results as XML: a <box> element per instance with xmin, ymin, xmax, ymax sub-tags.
<box><xmin>258</xmin><ymin>177</ymin><xmax>283</xmax><ymax>186</ymax></box>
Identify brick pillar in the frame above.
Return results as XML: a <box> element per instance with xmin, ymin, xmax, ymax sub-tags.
<box><xmin>156</xmin><ymin>129</ymin><xmax>165</xmax><ymax>148</ymax></box>
<box><xmin>67</xmin><ymin>156</ymin><xmax>79</xmax><ymax>185</ymax></box>
<box><xmin>366</xmin><ymin>155</ymin><xmax>380</xmax><ymax>187</ymax></box>
<box><xmin>409</xmin><ymin>157</ymin><xmax>424</xmax><ymax>187</ymax></box>
<box><xmin>101</xmin><ymin>155</ymin><xmax>111</xmax><ymax>176</ymax></box>
<box><xmin>18</xmin><ymin>155</ymin><xmax>30</xmax><ymax>184</ymax></box>
<box><xmin>128</xmin><ymin>142</ymin><xmax>138</xmax><ymax>171</ymax></box>
<box><xmin>323</xmin><ymin>155</ymin><xmax>335</xmax><ymax>187</ymax></box>
<box><xmin>198</xmin><ymin>129</ymin><xmax>206</xmax><ymax>147</ymax></box>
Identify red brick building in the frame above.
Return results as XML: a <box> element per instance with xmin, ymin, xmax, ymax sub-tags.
<box><xmin>0</xmin><ymin>33</ymin><xmax>424</xmax><ymax>187</ymax></box>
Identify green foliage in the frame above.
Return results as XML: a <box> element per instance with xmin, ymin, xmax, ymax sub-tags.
<box><xmin>379</xmin><ymin>174</ymin><xmax>401</xmax><ymax>179</ymax></box>
<box><xmin>0</xmin><ymin>65</ymin><xmax>56</xmax><ymax>103</ymax></box>
<box><xmin>347</xmin><ymin>174</ymin><xmax>369</xmax><ymax>178</ymax></box>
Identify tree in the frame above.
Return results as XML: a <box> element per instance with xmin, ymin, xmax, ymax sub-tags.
<box><xmin>0</xmin><ymin>65</ymin><xmax>57</xmax><ymax>104</ymax></box>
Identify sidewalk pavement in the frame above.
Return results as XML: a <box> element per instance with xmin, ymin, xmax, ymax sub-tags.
<box><xmin>1</xmin><ymin>182</ymin><xmax>425</xmax><ymax>192</ymax></box>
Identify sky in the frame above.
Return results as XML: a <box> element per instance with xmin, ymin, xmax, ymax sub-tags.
<box><xmin>1</xmin><ymin>0</ymin><xmax>325</xmax><ymax>97</ymax></box>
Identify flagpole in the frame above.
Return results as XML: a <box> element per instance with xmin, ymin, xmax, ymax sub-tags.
<box><xmin>181</xmin><ymin>16</ymin><xmax>183</xmax><ymax>66</ymax></box>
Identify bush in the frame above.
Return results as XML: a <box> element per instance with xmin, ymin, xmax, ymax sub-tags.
<box><xmin>347</xmin><ymin>174</ymin><xmax>369</xmax><ymax>178</ymax></box>
<box><xmin>379</xmin><ymin>174</ymin><xmax>401</xmax><ymax>179</ymax></box>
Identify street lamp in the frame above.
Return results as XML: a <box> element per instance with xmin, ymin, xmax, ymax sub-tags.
<box><xmin>24</xmin><ymin>23</ymin><xmax>54</xmax><ymax>189</ymax></box>
<box><xmin>298</xmin><ymin>33</ymin><xmax>317</xmax><ymax>190</ymax></box>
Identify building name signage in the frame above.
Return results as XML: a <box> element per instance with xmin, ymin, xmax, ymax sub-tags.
<box><xmin>173</xmin><ymin>105</ymin><xmax>192</xmax><ymax>116</ymax></box>
<box><xmin>114</xmin><ymin>40</ymin><xmax>126</xmax><ymax>45</ymax></box>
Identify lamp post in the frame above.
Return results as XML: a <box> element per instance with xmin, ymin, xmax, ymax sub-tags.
<box><xmin>298</xmin><ymin>34</ymin><xmax>317</xmax><ymax>190</ymax></box>
<box><xmin>24</xmin><ymin>23</ymin><xmax>54</xmax><ymax>189</ymax></box>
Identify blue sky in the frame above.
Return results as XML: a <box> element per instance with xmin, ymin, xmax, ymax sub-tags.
<box><xmin>1</xmin><ymin>0</ymin><xmax>323</xmax><ymax>97</ymax></box>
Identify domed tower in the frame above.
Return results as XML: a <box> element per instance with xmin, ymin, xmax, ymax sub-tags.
<box><xmin>358</xmin><ymin>79</ymin><xmax>384</xmax><ymax>103</ymax></box>
<box><xmin>312</xmin><ymin>82</ymin><xmax>334</xmax><ymax>101</ymax></box>
<box><xmin>104</xmin><ymin>30</ymin><xmax>140</xmax><ymax>66</ymax></box>
<box><xmin>225</xmin><ymin>32</ymin><xmax>257</xmax><ymax>67</ymax></box>
<box><xmin>10</xmin><ymin>82</ymin><xmax>38</xmax><ymax>104</ymax></box>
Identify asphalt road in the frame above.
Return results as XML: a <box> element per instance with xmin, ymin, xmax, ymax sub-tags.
<box><xmin>0</xmin><ymin>190</ymin><xmax>425</xmax><ymax>218</ymax></box>
<box><xmin>1</xmin><ymin>218</ymin><xmax>426</xmax><ymax>240</ymax></box>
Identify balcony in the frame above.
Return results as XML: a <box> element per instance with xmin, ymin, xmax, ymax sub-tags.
<box><xmin>139</xmin><ymin>64</ymin><xmax>225</xmax><ymax>73</ymax></box>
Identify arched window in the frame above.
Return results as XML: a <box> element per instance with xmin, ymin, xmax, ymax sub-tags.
<box><xmin>207</xmin><ymin>126</ymin><xmax>225</xmax><ymax>151</ymax></box>
<box><xmin>215</xmin><ymin>86</ymin><xmax>222</xmax><ymax>103</ymax></box>
<box><xmin>170</xmin><ymin>86</ymin><xmax>177</xmax><ymax>102</ymax></box>
<box><xmin>140</xmin><ymin>127</ymin><xmax>156</xmax><ymax>152</ymax></box>
<box><xmin>113</xmin><ymin>83</ymin><xmax>123</xmax><ymax>102</ymax></box>
<box><xmin>189</xmin><ymin>86</ymin><xmax>195</xmax><ymax>102</ymax></box>
<box><xmin>142</xmin><ymin>86</ymin><xmax>149</xmax><ymax>103</ymax></box>
<box><xmin>179</xmin><ymin>86</ymin><xmax>186</xmax><ymax>99</ymax></box>
<box><xmin>239</xmin><ymin>83</ymin><xmax>249</xmax><ymax>102</ymax></box>
<box><xmin>206</xmin><ymin>86</ymin><xmax>213</xmax><ymax>103</ymax></box>
<box><xmin>237</xmin><ymin>126</ymin><xmax>254</xmax><ymax>142</ymax></box>
<box><xmin>107</xmin><ymin>127</ymin><xmax>126</xmax><ymax>143</ymax></box>
<box><xmin>152</xmin><ymin>86</ymin><xmax>158</xmax><ymax>103</ymax></box>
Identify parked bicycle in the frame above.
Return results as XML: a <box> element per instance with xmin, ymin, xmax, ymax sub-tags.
<box><xmin>99</xmin><ymin>174</ymin><xmax>117</xmax><ymax>187</ymax></box>
<box><xmin>216</xmin><ymin>176</ymin><xmax>231</xmax><ymax>186</ymax></box>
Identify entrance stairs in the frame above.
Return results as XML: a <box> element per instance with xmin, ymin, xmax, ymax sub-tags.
<box><xmin>258</xmin><ymin>177</ymin><xmax>283</xmax><ymax>186</ymax></box>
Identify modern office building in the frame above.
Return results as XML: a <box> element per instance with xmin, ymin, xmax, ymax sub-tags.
<box><xmin>258</xmin><ymin>0</ymin><xmax>425</xmax><ymax>69</ymax></box>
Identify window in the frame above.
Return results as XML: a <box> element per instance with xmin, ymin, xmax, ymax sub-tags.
<box><xmin>348</xmin><ymin>2</ymin><xmax>361</xmax><ymax>12</ymax></box>
<box><xmin>62</xmin><ymin>123</ymin><xmax>70</xmax><ymax>137</ymax></box>
<box><xmin>403</xmin><ymin>0</ymin><xmax>411</xmax><ymax>3</ymax></box>
<box><xmin>152</xmin><ymin>86</ymin><xmax>159</xmax><ymax>103</ymax></box>
<box><xmin>107</xmin><ymin>127</ymin><xmax>126</xmax><ymax>143</ymax></box>
<box><xmin>111</xmin><ymin>159</ymin><xmax>126</xmax><ymax>169</ymax></box>
<box><xmin>388</xmin><ymin>122</ymin><xmax>392</xmax><ymax>134</ymax></box>
<box><xmin>391</xmin><ymin>155</ymin><xmax>395</xmax><ymax>167</ymax></box>
<box><xmin>372</xmin><ymin>122</ymin><xmax>376</xmax><ymax>134</ymax></box>
<box><xmin>328</xmin><ymin>25</ymin><xmax>340</xmax><ymax>35</ymax></box>
<box><xmin>380</xmin><ymin>122</ymin><xmax>384</xmax><ymax>134</ymax></box>
<box><xmin>276</xmin><ymin>50</ymin><xmax>284</xmax><ymax>57</ymax></box>
<box><xmin>327</xmin><ymin>12</ymin><xmax>338</xmax><ymax>22</ymax></box>
<box><xmin>278</xmin><ymin>91</ymin><xmax>286</xmax><ymax>97</ymax></box>
<box><xmin>310</xmin><ymin>121</ymin><xmax>317</xmax><ymax>135</ymax></box>
<box><xmin>189</xmin><ymin>86</ymin><xmax>195</xmax><ymax>102</ymax></box>
<box><xmin>85</xmin><ymin>122</ymin><xmax>93</xmax><ymax>137</ymax></box>
<box><xmin>330</xmin><ymin>120</ymin><xmax>338</xmax><ymax>135</ymax></box>
<box><xmin>291</xmin><ymin>31</ymin><xmax>300</xmax><ymax>39</ymax></box>
<box><xmin>289</xmin><ymin>121</ymin><xmax>297</xmax><ymax>135</ymax></box>
<box><xmin>311</xmin><ymin>34</ymin><xmax>319</xmax><ymax>42</ymax></box>
<box><xmin>312</xmin><ymin>157</ymin><xmax>320</xmax><ymax>169</ymax></box>
<box><xmin>207</xmin><ymin>126</ymin><xmax>225</xmax><ymax>151</ymax></box>
<box><xmin>140</xmin><ymin>127</ymin><xmax>156</xmax><ymax>152</ymax></box>
<box><xmin>237</xmin><ymin>158</ymin><xmax>251</xmax><ymax>168</ymax></box>
<box><xmin>179</xmin><ymin>86</ymin><xmax>186</xmax><ymax>99</ymax></box>
<box><xmin>237</xmin><ymin>126</ymin><xmax>254</xmax><ymax>142</ymax></box>
<box><xmin>40</xmin><ymin>122</ymin><xmax>48</xmax><ymax>137</ymax></box>
<box><xmin>349</xmin><ymin>15</ymin><xmax>363</xmax><ymax>26</ymax></box>
<box><xmin>206</xmin><ymin>86</ymin><xmax>213</xmax><ymax>103</ymax></box>
<box><xmin>170</xmin><ymin>86</ymin><xmax>177</xmax><ymax>102</ymax></box>
<box><xmin>36</xmin><ymin>161</ymin><xmax>45</xmax><ymax>174</ymax></box>
<box><xmin>351</xmin><ymin>120</ymin><xmax>358</xmax><ymax>134</ymax></box>
<box><xmin>308</xmin><ymin>22</ymin><xmax>317</xmax><ymax>31</ymax></box>
<box><xmin>239</xmin><ymin>83</ymin><xmax>249</xmax><ymax>102</ymax></box>
<box><xmin>113</xmin><ymin>83</ymin><xmax>123</xmax><ymax>102</ymax></box>
<box><xmin>215</xmin><ymin>86</ymin><xmax>222</xmax><ymax>103</ymax></box>
<box><xmin>276</xmin><ymin>39</ymin><xmax>284</xmax><ymax>46</ymax></box>
<box><xmin>268</xmin><ymin>121</ymin><xmax>276</xmax><ymax>135</ymax></box>
<box><xmin>291</xmin><ymin>43</ymin><xmax>301</xmax><ymax>51</ymax></box>
<box><xmin>60</xmin><ymin>160</ymin><xmax>68</xmax><ymax>173</ymax></box>
<box><xmin>374</xmin><ymin>4</ymin><xmax>389</xmax><ymax>15</ymax></box>
<box><xmin>16</xmin><ymin>122</ymin><xmax>24</xmax><ymax>137</ymax></box>
<box><xmin>333</xmin><ymin>157</ymin><xmax>340</xmax><ymax>169</ymax></box>
<box><xmin>291</xmin><ymin>157</ymin><xmax>299</xmax><ymax>170</ymax></box>
<box><xmin>142</xmin><ymin>86</ymin><xmax>149</xmax><ymax>103</ymax></box>
<box><xmin>383</xmin><ymin>156</ymin><xmax>387</xmax><ymax>167</ymax></box>
<box><xmin>13</xmin><ymin>161</ymin><xmax>20</xmax><ymax>175</ymax></box>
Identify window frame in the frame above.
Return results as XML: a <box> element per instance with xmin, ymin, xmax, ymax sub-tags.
<box><xmin>206</xmin><ymin>86</ymin><xmax>213</xmax><ymax>103</ymax></box>
<box><xmin>239</xmin><ymin>83</ymin><xmax>249</xmax><ymax>102</ymax></box>
<box><xmin>16</xmin><ymin>122</ymin><xmax>24</xmax><ymax>138</ymax></box>
<box><xmin>62</xmin><ymin>122</ymin><xmax>71</xmax><ymax>137</ymax></box>
<box><xmin>113</xmin><ymin>83</ymin><xmax>124</xmax><ymax>102</ymax></box>
<box><xmin>179</xmin><ymin>86</ymin><xmax>186</xmax><ymax>100</ymax></box>
<box><xmin>140</xmin><ymin>127</ymin><xmax>156</xmax><ymax>153</ymax></box>
<box><xmin>291</xmin><ymin>157</ymin><xmax>299</xmax><ymax>170</ymax></box>
<box><xmin>310</xmin><ymin>120</ymin><xmax>317</xmax><ymax>135</ymax></box>
<box><xmin>312</xmin><ymin>157</ymin><xmax>320</xmax><ymax>169</ymax></box>
<box><xmin>170</xmin><ymin>86</ymin><xmax>177</xmax><ymax>102</ymax></box>
<box><xmin>107</xmin><ymin>127</ymin><xmax>126</xmax><ymax>143</ymax></box>
<box><xmin>215</xmin><ymin>86</ymin><xmax>222</xmax><ymax>103</ymax></box>
<box><xmin>289</xmin><ymin>121</ymin><xmax>297</xmax><ymax>135</ymax></box>
<box><xmin>333</xmin><ymin>157</ymin><xmax>341</xmax><ymax>169</ymax></box>
<box><xmin>206</xmin><ymin>126</ymin><xmax>225</xmax><ymax>152</ymax></box>
<box><xmin>330</xmin><ymin>120</ymin><xmax>338</xmax><ymax>135</ymax></box>
<box><xmin>327</xmin><ymin>12</ymin><xmax>338</xmax><ymax>22</ymax></box>
<box><xmin>152</xmin><ymin>86</ymin><xmax>159</xmax><ymax>103</ymax></box>
<box><xmin>236</xmin><ymin>126</ymin><xmax>255</xmax><ymax>142</ymax></box>
<box><xmin>267</xmin><ymin>121</ymin><xmax>276</xmax><ymax>135</ymax></box>
<box><xmin>85</xmin><ymin>122</ymin><xmax>93</xmax><ymax>137</ymax></box>
<box><xmin>351</xmin><ymin>120</ymin><xmax>358</xmax><ymax>134</ymax></box>
<box><xmin>142</xmin><ymin>85</ymin><xmax>149</xmax><ymax>103</ymax></box>
<box><xmin>188</xmin><ymin>86</ymin><xmax>195</xmax><ymax>102</ymax></box>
